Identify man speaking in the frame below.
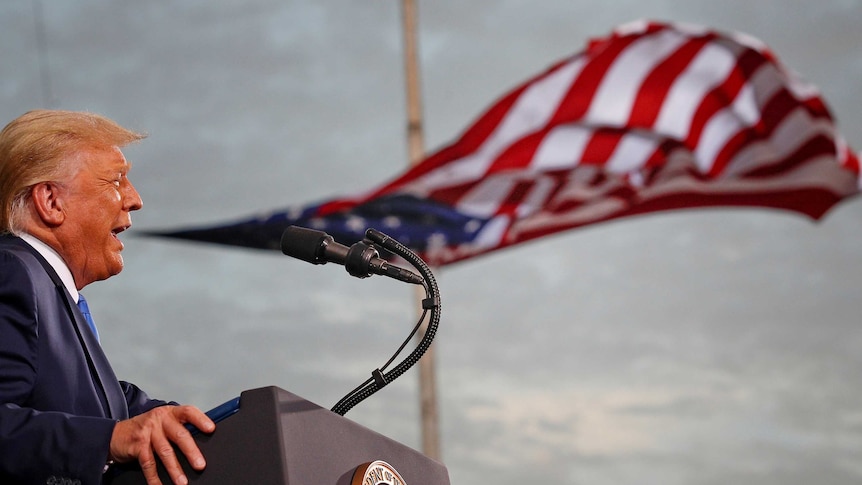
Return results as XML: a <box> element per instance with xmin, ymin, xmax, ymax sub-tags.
<box><xmin>0</xmin><ymin>110</ymin><xmax>215</xmax><ymax>485</ymax></box>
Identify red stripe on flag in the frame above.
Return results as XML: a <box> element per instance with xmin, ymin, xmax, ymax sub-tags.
<box><xmin>551</xmin><ymin>34</ymin><xmax>640</xmax><ymax>124</ymax></box>
<box><xmin>628</xmin><ymin>35</ymin><xmax>715</xmax><ymax>127</ymax></box>
<box><xmin>683</xmin><ymin>49</ymin><xmax>766</xmax><ymax>160</ymax></box>
<box><xmin>581</xmin><ymin>129</ymin><xmax>625</xmax><ymax>165</ymax></box>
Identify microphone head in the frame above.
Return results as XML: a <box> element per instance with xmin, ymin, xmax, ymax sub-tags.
<box><xmin>281</xmin><ymin>226</ymin><xmax>331</xmax><ymax>264</ymax></box>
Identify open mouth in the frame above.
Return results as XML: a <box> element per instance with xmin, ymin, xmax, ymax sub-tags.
<box><xmin>111</xmin><ymin>225</ymin><xmax>130</xmax><ymax>240</ymax></box>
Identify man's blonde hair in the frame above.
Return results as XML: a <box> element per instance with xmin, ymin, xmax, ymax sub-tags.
<box><xmin>0</xmin><ymin>110</ymin><xmax>146</xmax><ymax>234</ymax></box>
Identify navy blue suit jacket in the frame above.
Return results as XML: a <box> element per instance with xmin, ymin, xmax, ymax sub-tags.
<box><xmin>0</xmin><ymin>235</ymin><xmax>168</xmax><ymax>484</ymax></box>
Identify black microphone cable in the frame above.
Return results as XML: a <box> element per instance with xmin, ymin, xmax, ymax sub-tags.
<box><xmin>330</xmin><ymin>228</ymin><xmax>441</xmax><ymax>416</ymax></box>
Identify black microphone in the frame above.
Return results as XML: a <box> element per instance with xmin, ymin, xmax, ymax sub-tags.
<box><xmin>281</xmin><ymin>226</ymin><xmax>424</xmax><ymax>285</ymax></box>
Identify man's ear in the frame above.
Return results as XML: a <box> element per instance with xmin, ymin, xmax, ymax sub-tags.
<box><xmin>30</xmin><ymin>182</ymin><xmax>66</xmax><ymax>227</ymax></box>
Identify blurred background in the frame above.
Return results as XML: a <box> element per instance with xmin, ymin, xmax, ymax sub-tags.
<box><xmin>2</xmin><ymin>1</ymin><xmax>861</xmax><ymax>484</ymax></box>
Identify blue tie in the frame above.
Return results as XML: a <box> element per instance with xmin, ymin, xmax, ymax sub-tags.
<box><xmin>76</xmin><ymin>294</ymin><xmax>100</xmax><ymax>342</ymax></box>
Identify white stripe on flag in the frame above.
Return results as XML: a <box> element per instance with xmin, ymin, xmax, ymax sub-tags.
<box><xmin>587</xmin><ymin>29</ymin><xmax>690</xmax><ymax>126</ymax></box>
<box><xmin>412</xmin><ymin>58</ymin><xmax>587</xmax><ymax>192</ymax></box>
<box><xmin>532</xmin><ymin>124</ymin><xmax>591</xmax><ymax>171</ymax></box>
<box><xmin>607</xmin><ymin>133</ymin><xmax>660</xmax><ymax>174</ymax></box>
<box><xmin>654</xmin><ymin>42</ymin><xmax>739</xmax><ymax>140</ymax></box>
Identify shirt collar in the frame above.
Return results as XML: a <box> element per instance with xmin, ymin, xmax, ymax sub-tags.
<box><xmin>19</xmin><ymin>233</ymin><xmax>80</xmax><ymax>303</ymax></box>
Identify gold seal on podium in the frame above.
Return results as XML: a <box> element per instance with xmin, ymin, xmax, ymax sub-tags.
<box><xmin>352</xmin><ymin>460</ymin><xmax>408</xmax><ymax>485</ymax></box>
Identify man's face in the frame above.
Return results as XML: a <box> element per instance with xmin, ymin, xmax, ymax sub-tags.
<box><xmin>56</xmin><ymin>145</ymin><xmax>143</xmax><ymax>289</ymax></box>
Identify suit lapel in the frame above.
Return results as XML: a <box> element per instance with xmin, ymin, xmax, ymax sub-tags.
<box><xmin>5</xmin><ymin>236</ymin><xmax>128</xmax><ymax>420</ymax></box>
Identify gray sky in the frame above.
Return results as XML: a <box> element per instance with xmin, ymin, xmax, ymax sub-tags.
<box><xmin>2</xmin><ymin>1</ymin><xmax>862</xmax><ymax>484</ymax></box>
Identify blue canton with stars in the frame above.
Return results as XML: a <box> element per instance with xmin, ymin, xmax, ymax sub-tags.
<box><xmin>150</xmin><ymin>194</ymin><xmax>491</xmax><ymax>257</ymax></box>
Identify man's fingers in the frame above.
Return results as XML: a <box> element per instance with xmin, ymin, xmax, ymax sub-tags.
<box><xmin>174</xmin><ymin>405</ymin><xmax>216</xmax><ymax>434</ymax></box>
<box><xmin>151</xmin><ymin>430</ymin><xmax>188</xmax><ymax>485</ymax></box>
<box><xmin>138</xmin><ymin>448</ymin><xmax>163</xmax><ymax>485</ymax></box>
<box><xmin>165</xmin><ymin>417</ymin><xmax>207</xmax><ymax>471</ymax></box>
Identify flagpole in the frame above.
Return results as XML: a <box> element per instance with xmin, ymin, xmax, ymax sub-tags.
<box><xmin>400</xmin><ymin>0</ymin><xmax>441</xmax><ymax>461</ymax></box>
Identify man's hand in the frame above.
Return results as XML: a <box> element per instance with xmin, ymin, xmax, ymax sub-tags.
<box><xmin>109</xmin><ymin>405</ymin><xmax>216</xmax><ymax>485</ymax></box>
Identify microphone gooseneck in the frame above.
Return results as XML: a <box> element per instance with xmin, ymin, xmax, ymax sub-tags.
<box><xmin>280</xmin><ymin>225</ymin><xmax>441</xmax><ymax>416</ymax></box>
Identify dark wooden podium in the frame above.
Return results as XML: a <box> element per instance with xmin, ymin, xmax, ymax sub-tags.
<box><xmin>108</xmin><ymin>386</ymin><xmax>450</xmax><ymax>485</ymax></box>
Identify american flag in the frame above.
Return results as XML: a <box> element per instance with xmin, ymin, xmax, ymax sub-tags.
<box><xmin>152</xmin><ymin>20</ymin><xmax>860</xmax><ymax>266</ymax></box>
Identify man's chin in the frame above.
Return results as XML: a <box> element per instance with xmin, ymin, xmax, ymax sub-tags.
<box><xmin>110</xmin><ymin>256</ymin><xmax>125</xmax><ymax>276</ymax></box>
<box><xmin>95</xmin><ymin>257</ymin><xmax>125</xmax><ymax>283</ymax></box>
